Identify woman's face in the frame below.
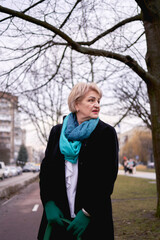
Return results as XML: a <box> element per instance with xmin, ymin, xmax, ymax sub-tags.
<box><xmin>75</xmin><ymin>90</ymin><xmax>101</xmax><ymax>124</ymax></box>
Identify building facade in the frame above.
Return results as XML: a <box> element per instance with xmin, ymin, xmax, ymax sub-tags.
<box><xmin>0</xmin><ymin>92</ymin><xmax>25</xmax><ymax>165</ymax></box>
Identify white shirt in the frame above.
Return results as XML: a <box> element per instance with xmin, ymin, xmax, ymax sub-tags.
<box><xmin>65</xmin><ymin>160</ymin><xmax>78</xmax><ymax>218</ymax></box>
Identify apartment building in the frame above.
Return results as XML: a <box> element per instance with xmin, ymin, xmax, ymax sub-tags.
<box><xmin>0</xmin><ymin>92</ymin><xmax>25</xmax><ymax>165</ymax></box>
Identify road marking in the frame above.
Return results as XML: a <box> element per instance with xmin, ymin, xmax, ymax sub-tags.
<box><xmin>2</xmin><ymin>196</ymin><xmax>16</xmax><ymax>206</ymax></box>
<box><xmin>32</xmin><ymin>204</ymin><xmax>39</xmax><ymax>212</ymax></box>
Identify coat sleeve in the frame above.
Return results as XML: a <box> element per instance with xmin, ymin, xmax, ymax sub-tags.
<box><xmin>81</xmin><ymin>126</ymin><xmax>119</xmax><ymax>216</ymax></box>
<box><xmin>39</xmin><ymin>125</ymin><xmax>61</xmax><ymax>206</ymax></box>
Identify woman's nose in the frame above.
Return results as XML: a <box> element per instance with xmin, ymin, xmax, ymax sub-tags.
<box><xmin>94</xmin><ymin>101</ymin><xmax>100</xmax><ymax>107</ymax></box>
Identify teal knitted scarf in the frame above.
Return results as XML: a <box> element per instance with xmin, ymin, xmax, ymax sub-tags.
<box><xmin>59</xmin><ymin>113</ymin><xmax>99</xmax><ymax>164</ymax></box>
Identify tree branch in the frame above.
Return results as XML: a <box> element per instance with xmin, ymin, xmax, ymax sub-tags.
<box><xmin>22</xmin><ymin>0</ymin><xmax>46</xmax><ymax>14</ymax></box>
<box><xmin>0</xmin><ymin>0</ymin><xmax>45</xmax><ymax>23</ymax></box>
<box><xmin>78</xmin><ymin>13</ymin><xmax>142</xmax><ymax>46</ymax></box>
<box><xmin>0</xmin><ymin>5</ymin><xmax>78</xmax><ymax>47</ymax></box>
<box><xmin>124</xmin><ymin>31</ymin><xmax>145</xmax><ymax>51</ymax></box>
<box><xmin>23</xmin><ymin>46</ymin><xmax>68</xmax><ymax>92</ymax></box>
<box><xmin>59</xmin><ymin>0</ymin><xmax>82</xmax><ymax>29</ymax></box>
<box><xmin>74</xmin><ymin>46</ymin><xmax>157</xmax><ymax>86</ymax></box>
<box><xmin>0</xmin><ymin>5</ymin><xmax>157</xmax><ymax>86</ymax></box>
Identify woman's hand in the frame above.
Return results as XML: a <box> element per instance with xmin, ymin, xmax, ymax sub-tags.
<box><xmin>67</xmin><ymin>210</ymin><xmax>90</xmax><ymax>237</ymax></box>
<box><xmin>45</xmin><ymin>201</ymin><xmax>64</xmax><ymax>227</ymax></box>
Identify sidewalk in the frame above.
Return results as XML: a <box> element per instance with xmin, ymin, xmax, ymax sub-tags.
<box><xmin>118</xmin><ymin>169</ymin><xmax>156</xmax><ymax>180</ymax></box>
<box><xmin>0</xmin><ymin>172</ymin><xmax>39</xmax><ymax>199</ymax></box>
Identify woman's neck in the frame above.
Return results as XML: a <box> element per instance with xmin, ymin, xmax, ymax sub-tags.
<box><xmin>76</xmin><ymin>113</ymin><xmax>91</xmax><ymax>125</ymax></box>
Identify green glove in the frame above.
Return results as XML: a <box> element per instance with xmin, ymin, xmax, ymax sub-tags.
<box><xmin>45</xmin><ymin>201</ymin><xmax>64</xmax><ymax>227</ymax></box>
<box><xmin>67</xmin><ymin>210</ymin><xmax>90</xmax><ymax>237</ymax></box>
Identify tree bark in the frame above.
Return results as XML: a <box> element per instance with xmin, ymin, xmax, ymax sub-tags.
<box><xmin>141</xmin><ymin>1</ymin><xmax>160</xmax><ymax>217</ymax></box>
<box><xmin>147</xmin><ymin>84</ymin><xmax>160</xmax><ymax>217</ymax></box>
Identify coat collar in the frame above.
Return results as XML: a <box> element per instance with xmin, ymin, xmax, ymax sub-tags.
<box><xmin>81</xmin><ymin>119</ymin><xmax>108</xmax><ymax>145</ymax></box>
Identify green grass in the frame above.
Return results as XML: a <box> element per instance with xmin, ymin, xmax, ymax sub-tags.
<box><xmin>112</xmin><ymin>175</ymin><xmax>160</xmax><ymax>240</ymax></box>
<box><xmin>136</xmin><ymin>168</ymin><xmax>155</xmax><ymax>173</ymax></box>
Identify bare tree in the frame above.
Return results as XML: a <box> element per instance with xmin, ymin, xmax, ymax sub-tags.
<box><xmin>112</xmin><ymin>75</ymin><xmax>151</xmax><ymax>129</ymax></box>
<box><xmin>20</xmin><ymin>80</ymin><xmax>67</xmax><ymax>145</ymax></box>
<box><xmin>120</xmin><ymin>128</ymin><xmax>152</xmax><ymax>165</ymax></box>
<box><xmin>0</xmin><ymin>0</ymin><xmax>160</xmax><ymax>216</ymax></box>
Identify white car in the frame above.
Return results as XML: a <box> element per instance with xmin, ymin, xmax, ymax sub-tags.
<box><xmin>10</xmin><ymin>166</ymin><xmax>18</xmax><ymax>176</ymax></box>
<box><xmin>17</xmin><ymin>166</ymin><xmax>23</xmax><ymax>175</ymax></box>
<box><xmin>4</xmin><ymin>166</ymin><xmax>12</xmax><ymax>178</ymax></box>
<box><xmin>0</xmin><ymin>161</ymin><xmax>5</xmax><ymax>180</ymax></box>
<box><xmin>147</xmin><ymin>162</ymin><xmax>155</xmax><ymax>169</ymax></box>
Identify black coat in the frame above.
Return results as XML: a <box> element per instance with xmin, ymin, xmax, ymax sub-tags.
<box><xmin>38</xmin><ymin>119</ymin><xmax>119</xmax><ymax>240</ymax></box>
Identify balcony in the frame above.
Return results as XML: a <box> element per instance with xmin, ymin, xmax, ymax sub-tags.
<box><xmin>0</xmin><ymin>115</ymin><xmax>11</xmax><ymax>121</ymax></box>
<box><xmin>0</xmin><ymin>126</ymin><xmax>11</xmax><ymax>132</ymax></box>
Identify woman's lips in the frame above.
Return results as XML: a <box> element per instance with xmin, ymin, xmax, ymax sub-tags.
<box><xmin>92</xmin><ymin>110</ymin><xmax>99</xmax><ymax>113</ymax></box>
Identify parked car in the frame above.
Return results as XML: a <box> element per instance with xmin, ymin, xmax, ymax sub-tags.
<box><xmin>147</xmin><ymin>162</ymin><xmax>155</xmax><ymax>169</ymax></box>
<box><xmin>10</xmin><ymin>166</ymin><xmax>18</xmax><ymax>176</ymax></box>
<box><xmin>4</xmin><ymin>166</ymin><xmax>12</xmax><ymax>178</ymax></box>
<box><xmin>17</xmin><ymin>166</ymin><xmax>23</xmax><ymax>175</ymax></box>
<box><xmin>23</xmin><ymin>165</ymin><xmax>33</xmax><ymax>172</ymax></box>
<box><xmin>0</xmin><ymin>161</ymin><xmax>5</xmax><ymax>180</ymax></box>
<box><xmin>32</xmin><ymin>165</ymin><xmax>40</xmax><ymax>173</ymax></box>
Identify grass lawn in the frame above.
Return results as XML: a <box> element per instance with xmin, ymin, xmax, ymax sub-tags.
<box><xmin>112</xmin><ymin>175</ymin><xmax>160</xmax><ymax>240</ymax></box>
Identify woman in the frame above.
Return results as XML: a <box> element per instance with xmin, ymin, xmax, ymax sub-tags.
<box><xmin>38</xmin><ymin>82</ymin><xmax>119</xmax><ymax>240</ymax></box>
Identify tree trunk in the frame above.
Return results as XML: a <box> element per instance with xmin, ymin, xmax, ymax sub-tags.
<box><xmin>143</xmin><ymin>7</ymin><xmax>160</xmax><ymax>217</ymax></box>
<box><xmin>147</xmin><ymin>84</ymin><xmax>160</xmax><ymax>217</ymax></box>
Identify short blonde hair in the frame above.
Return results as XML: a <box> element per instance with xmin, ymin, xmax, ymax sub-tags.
<box><xmin>68</xmin><ymin>82</ymin><xmax>102</xmax><ymax>113</ymax></box>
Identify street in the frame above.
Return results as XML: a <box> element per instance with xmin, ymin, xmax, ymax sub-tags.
<box><xmin>0</xmin><ymin>181</ymin><xmax>43</xmax><ymax>240</ymax></box>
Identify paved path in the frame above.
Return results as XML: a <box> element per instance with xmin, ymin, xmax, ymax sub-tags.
<box><xmin>0</xmin><ymin>181</ymin><xmax>42</xmax><ymax>240</ymax></box>
<box><xmin>0</xmin><ymin>172</ymin><xmax>39</xmax><ymax>199</ymax></box>
<box><xmin>118</xmin><ymin>170</ymin><xmax>156</xmax><ymax>180</ymax></box>
<box><xmin>0</xmin><ymin>172</ymin><xmax>38</xmax><ymax>189</ymax></box>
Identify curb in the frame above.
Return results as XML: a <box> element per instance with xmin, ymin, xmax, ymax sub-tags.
<box><xmin>0</xmin><ymin>174</ymin><xmax>39</xmax><ymax>199</ymax></box>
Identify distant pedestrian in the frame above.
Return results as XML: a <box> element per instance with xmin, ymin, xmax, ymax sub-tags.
<box><xmin>122</xmin><ymin>156</ymin><xmax>128</xmax><ymax>173</ymax></box>
<box><xmin>127</xmin><ymin>158</ymin><xmax>136</xmax><ymax>174</ymax></box>
<box><xmin>38</xmin><ymin>82</ymin><xmax>119</xmax><ymax>240</ymax></box>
